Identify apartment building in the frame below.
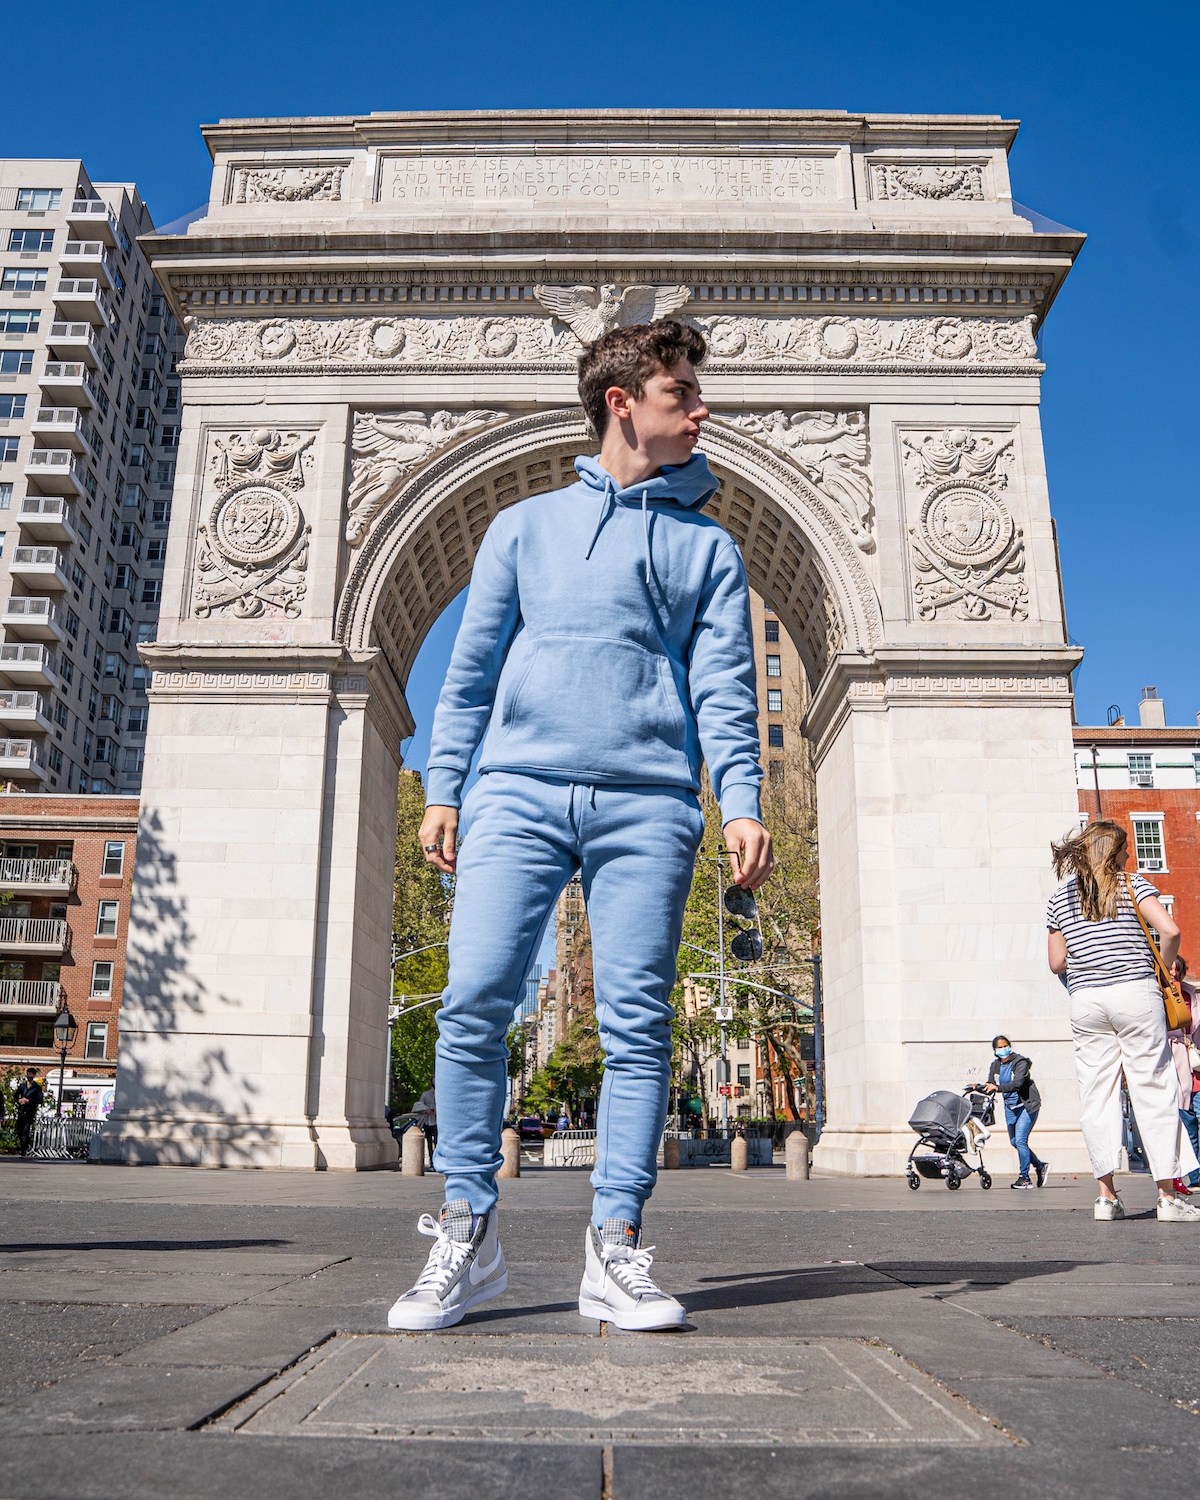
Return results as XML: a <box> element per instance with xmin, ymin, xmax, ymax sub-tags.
<box><xmin>1074</xmin><ymin>687</ymin><xmax>1200</xmax><ymax>946</ymax></box>
<box><xmin>750</xmin><ymin>593</ymin><xmax>809</xmax><ymax>791</ymax></box>
<box><xmin>0</xmin><ymin>794</ymin><xmax>138</xmax><ymax>1109</ymax></box>
<box><xmin>0</xmin><ymin>161</ymin><xmax>181</xmax><ymax>796</ymax></box>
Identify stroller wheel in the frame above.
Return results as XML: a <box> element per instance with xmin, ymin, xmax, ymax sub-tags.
<box><xmin>946</xmin><ymin>1173</ymin><xmax>961</xmax><ymax>1190</ymax></box>
<box><xmin>979</xmin><ymin>1171</ymin><xmax>993</xmax><ymax>1190</ymax></box>
<box><xmin>907</xmin><ymin>1171</ymin><xmax>920</xmax><ymax>1190</ymax></box>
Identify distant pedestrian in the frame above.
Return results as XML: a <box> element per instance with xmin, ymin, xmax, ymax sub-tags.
<box><xmin>557</xmin><ymin>1109</ymin><xmax>570</xmax><ymax>1132</ymax></box>
<box><xmin>1048</xmin><ymin>820</ymin><xmax>1200</xmax><ymax>1222</ymax></box>
<box><xmin>1169</xmin><ymin>958</ymin><xmax>1200</xmax><ymax>1193</ymax></box>
<box><xmin>983</xmin><ymin>1036</ymin><xmax>1048</xmax><ymax>1189</ymax></box>
<box><xmin>14</xmin><ymin>1069</ymin><xmax>42</xmax><ymax>1156</ymax></box>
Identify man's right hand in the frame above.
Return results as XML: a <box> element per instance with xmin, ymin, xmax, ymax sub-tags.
<box><xmin>419</xmin><ymin>805</ymin><xmax>459</xmax><ymax>874</ymax></box>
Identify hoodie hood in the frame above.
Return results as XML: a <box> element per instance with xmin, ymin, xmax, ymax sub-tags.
<box><xmin>574</xmin><ymin>452</ymin><xmax>719</xmax><ymax>510</ymax></box>
<box><xmin>575</xmin><ymin>453</ymin><xmax>720</xmax><ymax>583</ymax></box>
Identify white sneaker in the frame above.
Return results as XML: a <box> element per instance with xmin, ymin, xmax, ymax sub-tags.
<box><xmin>1157</xmin><ymin>1195</ymin><xmax>1200</xmax><ymax>1223</ymax></box>
<box><xmin>387</xmin><ymin>1201</ymin><xmax>507</xmax><ymax>1330</ymax></box>
<box><xmin>578</xmin><ymin>1221</ymin><xmax>687</xmax><ymax>1331</ymax></box>
<box><xmin>1094</xmin><ymin>1196</ymin><xmax>1125</xmax><ymax>1221</ymax></box>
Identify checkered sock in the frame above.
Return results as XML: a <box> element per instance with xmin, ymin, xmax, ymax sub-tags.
<box><xmin>440</xmin><ymin>1199</ymin><xmax>476</xmax><ymax>1244</ymax></box>
<box><xmin>600</xmin><ymin>1217</ymin><xmax>640</xmax><ymax>1249</ymax></box>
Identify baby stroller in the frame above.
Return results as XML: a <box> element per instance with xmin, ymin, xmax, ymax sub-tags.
<box><xmin>906</xmin><ymin>1085</ymin><xmax>995</xmax><ymax>1191</ymax></box>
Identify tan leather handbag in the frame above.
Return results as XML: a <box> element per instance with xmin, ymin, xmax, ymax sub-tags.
<box><xmin>1125</xmin><ymin>873</ymin><xmax>1191</xmax><ymax>1031</ymax></box>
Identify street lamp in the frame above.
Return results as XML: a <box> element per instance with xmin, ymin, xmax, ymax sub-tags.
<box><xmin>52</xmin><ymin>1004</ymin><xmax>77</xmax><ymax>1119</ymax></box>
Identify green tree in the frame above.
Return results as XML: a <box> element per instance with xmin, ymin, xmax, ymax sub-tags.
<box><xmin>524</xmin><ymin>1013</ymin><xmax>604</xmax><ymax>1122</ymax></box>
<box><xmin>390</xmin><ymin>770</ymin><xmax>453</xmax><ymax>1110</ymax></box>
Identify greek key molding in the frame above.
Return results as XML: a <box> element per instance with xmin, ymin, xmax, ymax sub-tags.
<box><xmin>180</xmin><ymin>311</ymin><xmax>1040</xmax><ymax>376</ymax></box>
<box><xmin>148</xmin><ymin>669</ymin><xmax>331</xmax><ymax>696</ymax></box>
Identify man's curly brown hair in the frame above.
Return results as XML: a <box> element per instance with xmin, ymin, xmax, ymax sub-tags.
<box><xmin>577</xmin><ymin>320</ymin><xmax>707</xmax><ymax>441</ymax></box>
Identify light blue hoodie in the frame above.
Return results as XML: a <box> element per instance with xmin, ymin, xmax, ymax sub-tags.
<box><xmin>425</xmin><ymin>453</ymin><xmax>763</xmax><ymax>825</ymax></box>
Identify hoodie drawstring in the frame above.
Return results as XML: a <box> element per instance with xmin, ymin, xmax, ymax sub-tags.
<box><xmin>584</xmin><ymin>477</ymin><xmax>614</xmax><ymax>562</ymax></box>
<box><xmin>641</xmin><ymin>489</ymin><xmax>652</xmax><ymax>586</ymax></box>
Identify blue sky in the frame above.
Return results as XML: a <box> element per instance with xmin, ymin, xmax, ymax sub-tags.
<box><xmin>5</xmin><ymin>0</ymin><xmax>1196</xmax><ymax>736</ymax></box>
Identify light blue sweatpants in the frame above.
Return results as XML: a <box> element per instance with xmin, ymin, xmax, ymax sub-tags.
<box><xmin>433</xmin><ymin>771</ymin><xmax>705</xmax><ymax>1227</ymax></box>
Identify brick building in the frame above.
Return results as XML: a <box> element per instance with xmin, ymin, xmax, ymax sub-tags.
<box><xmin>0</xmin><ymin>792</ymin><xmax>137</xmax><ymax>1112</ymax></box>
<box><xmin>1074</xmin><ymin>687</ymin><xmax>1200</xmax><ymax>952</ymax></box>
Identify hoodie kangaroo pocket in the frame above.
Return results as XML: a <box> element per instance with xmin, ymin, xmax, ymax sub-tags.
<box><xmin>495</xmin><ymin>634</ymin><xmax>690</xmax><ymax>776</ymax></box>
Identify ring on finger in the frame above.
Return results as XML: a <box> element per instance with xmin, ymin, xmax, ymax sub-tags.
<box><xmin>423</xmin><ymin>844</ymin><xmax>440</xmax><ymax>853</ymax></box>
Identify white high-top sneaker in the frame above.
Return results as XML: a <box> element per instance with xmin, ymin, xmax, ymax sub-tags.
<box><xmin>578</xmin><ymin>1219</ymin><xmax>687</xmax><ymax>1331</ymax></box>
<box><xmin>1157</xmin><ymin>1195</ymin><xmax>1200</xmax><ymax>1223</ymax></box>
<box><xmin>387</xmin><ymin>1200</ymin><xmax>507</xmax><ymax>1330</ymax></box>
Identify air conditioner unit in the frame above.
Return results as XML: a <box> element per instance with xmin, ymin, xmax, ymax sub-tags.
<box><xmin>1141</xmin><ymin>859</ymin><xmax>1164</xmax><ymax>872</ymax></box>
<box><xmin>1130</xmin><ymin>773</ymin><xmax>1154</xmax><ymax>788</ymax></box>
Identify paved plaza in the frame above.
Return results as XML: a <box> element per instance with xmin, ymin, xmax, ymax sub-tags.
<box><xmin>2</xmin><ymin>1159</ymin><xmax>1200</xmax><ymax>1496</ymax></box>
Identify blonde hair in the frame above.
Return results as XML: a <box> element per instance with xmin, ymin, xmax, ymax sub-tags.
<box><xmin>1051</xmin><ymin>819</ymin><xmax>1128</xmax><ymax>922</ymax></box>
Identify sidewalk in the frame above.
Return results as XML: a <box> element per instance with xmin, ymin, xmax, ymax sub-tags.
<box><xmin>3</xmin><ymin>1158</ymin><xmax>1199</xmax><ymax>1497</ymax></box>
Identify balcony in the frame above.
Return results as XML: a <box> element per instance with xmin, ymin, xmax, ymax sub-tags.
<box><xmin>1</xmin><ymin>597</ymin><xmax>64</xmax><ymax>644</ymax></box>
<box><xmin>0</xmin><ymin>857</ymin><xmax>73</xmax><ymax>895</ymax></box>
<box><xmin>18</xmin><ymin>496</ymin><xmax>77</xmax><ymax>544</ymax></box>
<box><xmin>53</xmin><ymin>279</ymin><xmax>112</xmax><ymax>325</ymax></box>
<box><xmin>0</xmin><ymin>739</ymin><xmax>48</xmax><ymax>782</ymax></box>
<box><xmin>0</xmin><ymin>918</ymin><xmax>69</xmax><ymax>955</ymax></box>
<box><xmin>0</xmin><ymin>978</ymin><xmax>64</xmax><ymax>1012</ymax></box>
<box><xmin>47</xmin><ymin>321</ymin><xmax>102</xmax><ymax>368</ymax></box>
<box><xmin>10</xmin><ymin>547</ymin><xmax>68</xmax><ymax>592</ymax></box>
<box><xmin>39</xmin><ymin>362</ymin><xmax>99</xmax><ymax>408</ymax></box>
<box><xmin>31</xmin><ymin>407</ymin><xmax>87</xmax><ymax>452</ymax></box>
<box><xmin>0</xmin><ymin>690</ymin><xmax>52</xmax><ymax>734</ymax></box>
<box><xmin>23</xmin><ymin>448</ymin><xmax>86</xmax><ymax>497</ymax></box>
<box><xmin>59</xmin><ymin>241</ymin><xmax>115</xmax><ymax>288</ymax></box>
<box><xmin>0</xmin><ymin>645</ymin><xmax>59</xmax><ymax>689</ymax></box>
<box><xmin>66</xmin><ymin>200</ymin><xmax>119</xmax><ymax>245</ymax></box>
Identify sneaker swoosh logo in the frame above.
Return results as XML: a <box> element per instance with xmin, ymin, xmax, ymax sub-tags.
<box><xmin>470</xmin><ymin>1246</ymin><xmax>503</xmax><ymax>1285</ymax></box>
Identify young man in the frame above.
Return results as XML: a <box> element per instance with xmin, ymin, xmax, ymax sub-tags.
<box><xmin>388</xmin><ymin>320</ymin><xmax>772</xmax><ymax>1332</ymax></box>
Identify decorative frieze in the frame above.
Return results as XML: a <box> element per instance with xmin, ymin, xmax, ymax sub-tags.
<box><xmin>181</xmin><ymin>312</ymin><xmax>1039</xmax><ymax>374</ymax></box>
<box><xmin>869</xmin><ymin>163</ymin><xmax>986</xmax><ymax>201</ymax></box>
<box><xmin>193</xmin><ymin>428</ymin><xmax>315</xmax><ymax>619</ymax></box>
<box><xmin>346</xmin><ymin>410</ymin><xmax>509</xmax><ymax>546</ymax></box>
<box><xmin>231</xmin><ymin>165</ymin><xmax>346</xmax><ymax>204</ymax></box>
<box><xmin>901</xmin><ymin>428</ymin><xmax>1027</xmax><ymax>623</ymax></box>
<box><xmin>149</xmin><ymin>670</ymin><xmax>330</xmax><ymax>694</ymax></box>
<box><xmin>709</xmin><ymin>410</ymin><xmax>874</xmax><ymax>551</ymax></box>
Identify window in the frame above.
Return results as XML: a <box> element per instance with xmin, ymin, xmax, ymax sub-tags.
<box><xmin>135</xmin><ymin>622</ymin><xmax>156</xmax><ymax>644</ymax></box>
<box><xmin>82</xmin><ymin>729</ymin><xmax>93</xmax><ymax>761</ymax></box>
<box><xmin>120</xmin><ymin>523</ymin><xmax>143</xmax><ymax>554</ymax></box>
<box><xmin>764</xmin><ymin>619</ymin><xmax>779</xmax><ymax>642</ymax></box>
<box><xmin>0</xmin><ymin>310</ymin><xmax>38</xmax><ymax>334</ymax></box>
<box><xmin>64</xmin><ymin>609</ymin><xmax>80</xmax><ymax>640</ymax></box>
<box><xmin>129</xmin><ymin>444</ymin><xmax>146</xmax><ymax>469</ymax></box>
<box><xmin>96</xmin><ymin>899</ymin><xmax>119</xmax><ymax>936</ymax></box>
<box><xmin>1128</xmin><ymin>752</ymin><xmax>1154</xmax><ymax>789</ymax></box>
<box><xmin>16</xmin><ymin>189</ymin><xmax>61</xmax><ymax>211</ymax></box>
<box><xmin>0</xmin><ymin>268</ymin><xmax>47</xmax><ymax>292</ymax></box>
<box><xmin>155</xmin><ymin>460</ymin><xmax>175</xmax><ymax>486</ymax></box>
<box><xmin>151</xmin><ymin>500</ymin><xmax>171</xmax><ymax>526</ymax></box>
<box><xmin>1194</xmin><ymin>752</ymin><xmax>1200</xmax><ymax>788</ymax></box>
<box><xmin>0</xmin><ymin>483</ymin><xmax>10</xmax><ymax>509</ymax></box>
<box><xmin>90</xmin><ymin>959</ymin><xmax>113</xmax><ymax>997</ymax></box>
<box><xmin>8</xmin><ymin>228</ymin><xmax>54</xmax><ymax>253</ymax></box>
<box><xmin>737</xmin><ymin>1063</ymin><xmax>751</xmax><ymax>1088</ymax></box>
<box><xmin>0</xmin><ymin>395</ymin><xmax>25</xmax><ymax>420</ymax></box>
<box><xmin>161</xmin><ymin>425</ymin><xmax>179</xmax><ymax>448</ymax></box>
<box><xmin>102</xmin><ymin>840</ymin><xmax>125</xmax><ymax>876</ymax></box>
<box><xmin>0</xmin><ymin>1022</ymin><xmax>14</xmax><ymax>1046</ymax></box>
<box><xmin>767</xmin><ymin>689</ymin><xmax>782</xmax><ymax>713</ymax></box>
<box><xmin>134</xmin><ymin>411</ymin><xmax>157</xmax><ymax>443</ymax></box>
<box><xmin>1132</xmin><ymin>817</ymin><xmax>1165</xmax><ymax>872</ymax></box>
<box><xmin>114</xmin><ymin>564</ymin><xmax>137</xmax><ymax>593</ymax></box>
<box><xmin>127</xmin><ymin>706</ymin><xmax>148</xmax><ymax>733</ymax></box>
<box><xmin>47</xmin><ymin>745</ymin><xmax>62</xmax><ymax>773</ymax></box>
<box><xmin>122</xmin><ymin>746</ymin><xmax>144</xmax><ymax>773</ymax></box>
<box><xmin>0</xmin><ymin>437</ymin><xmax>18</xmax><ymax>462</ymax></box>
<box><xmin>85</xmin><ymin>1022</ymin><xmax>108</xmax><ymax>1059</ymax></box>
<box><xmin>34</xmin><ymin>1022</ymin><xmax>55</xmax><ymax>1048</ymax></box>
<box><xmin>768</xmin><ymin>724</ymin><xmax>784</xmax><ymax>749</ymax></box>
<box><xmin>146</xmin><ymin>538</ymin><xmax>166</xmax><ymax>563</ymax></box>
<box><xmin>765</xmin><ymin>655</ymin><xmax>781</xmax><ymax>678</ymax></box>
<box><xmin>0</xmin><ymin>351</ymin><xmax>33</xmax><ymax>375</ymax></box>
<box><xmin>141</xmin><ymin>579</ymin><xmax>161</xmax><ymax>604</ymax></box>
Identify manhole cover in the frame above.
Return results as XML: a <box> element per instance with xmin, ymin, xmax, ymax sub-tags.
<box><xmin>218</xmin><ymin>1334</ymin><xmax>1006</xmax><ymax>1445</ymax></box>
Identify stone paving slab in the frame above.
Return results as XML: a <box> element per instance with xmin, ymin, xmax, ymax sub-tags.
<box><xmin>221</xmin><ymin>1332</ymin><xmax>1009</xmax><ymax>1446</ymax></box>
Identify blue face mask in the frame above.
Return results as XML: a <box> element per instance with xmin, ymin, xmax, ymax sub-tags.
<box><xmin>995</xmin><ymin>1046</ymin><xmax>1013</xmax><ymax>1059</ymax></box>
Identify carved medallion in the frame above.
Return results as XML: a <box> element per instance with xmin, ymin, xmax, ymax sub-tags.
<box><xmin>918</xmin><ymin>481</ymin><xmax>1013</xmax><ymax>571</ymax></box>
<box><xmin>210</xmin><ymin>484</ymin><xmax>304</xmax><ymax>569</ymax></box>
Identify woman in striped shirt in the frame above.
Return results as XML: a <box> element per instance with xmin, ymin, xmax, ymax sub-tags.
<box><xmin>1048</xmin><ymin>819</ymin><xmax>1200</xmax><ymax>1222</ymax></box>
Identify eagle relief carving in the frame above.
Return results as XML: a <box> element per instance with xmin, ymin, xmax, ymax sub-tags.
<box><xmin>193</xmin><ymin>427</ymin><xmax>315</xmax><ymax>619</ymax></box>
<box><xmin>345</xmin><ymin>410</ymin><xmax>509</xmax><ymax>545</ymax></box>
<box><xmin>902</xmin><ymin>428</ymin><xmax>1027</xmax><ymax>622</ymax></box>
<box><xmin>533</xmin><ymin>284</ymin><xmax>692</xmax><ymax>343</ymax></box>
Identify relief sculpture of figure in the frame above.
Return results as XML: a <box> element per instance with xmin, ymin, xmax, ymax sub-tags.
<box><xmin>211</xmin><ymin>427</ymin><xmax>315</xmax><ymax>492</ymax></box>
<box><xmin>345</xmin><ymin>410</ymin><xmax>507</xmax><ymax>546</ymax></box>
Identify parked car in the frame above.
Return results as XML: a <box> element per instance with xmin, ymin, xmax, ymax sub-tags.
<box><xmin>518</xmin><ymin>1116</ymin><xmax>548</xmax><ymax>1143</ymax></box>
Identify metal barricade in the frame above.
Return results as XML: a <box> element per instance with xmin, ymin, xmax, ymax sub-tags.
<box><xmin>544</xmin><ymin>1129</ymin><xmax>597</xmax><ymax>1167</ymax></box>
<box><xmin>28</xmin><ymin>1115</ymin><xmax>104</xmax><ymax>1160</ymax></box>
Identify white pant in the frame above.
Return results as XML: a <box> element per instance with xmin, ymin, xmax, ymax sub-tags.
<box><xmin>1070</xmin><ymin>977</ymin><xmax>1200</xmax><ymax>1183</ymax></box>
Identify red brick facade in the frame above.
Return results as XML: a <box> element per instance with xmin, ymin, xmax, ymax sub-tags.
<box><xmin>0</xmin><ymin>794</ymin><xmax>138</xmax><ymax>1109</ymax></box>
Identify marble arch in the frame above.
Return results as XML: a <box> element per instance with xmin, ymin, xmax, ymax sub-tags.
<box><xmin>94</xmin><ymin>109</ymin><xmax>1090</xmax><ymax>1174</ymax></box>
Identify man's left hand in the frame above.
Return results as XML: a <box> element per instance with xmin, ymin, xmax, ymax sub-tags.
<box><xmin>724</xmin><ymin>818</ymin><xmax>774</xmax><ymax>890</ymax></box>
